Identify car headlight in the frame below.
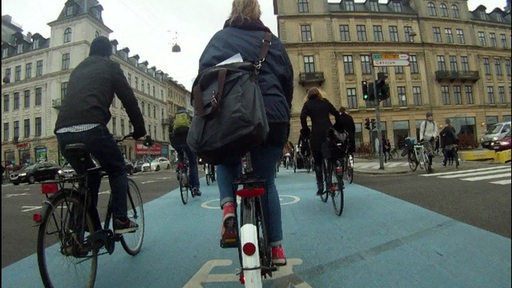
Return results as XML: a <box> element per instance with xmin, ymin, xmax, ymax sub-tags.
<box><xmin>19</xmin><ymin>173</ymin><xmax>27</xmax><ymax>177</ymax></box>
<box><xmin>500</xmin><ymin>140</ymin><xmax>510</xmax><ymax>146</ymax></box>
<box><xmin>492</xmin><ymin>136</ymin><xmax>498</xmax><ymax>141</ymax></box>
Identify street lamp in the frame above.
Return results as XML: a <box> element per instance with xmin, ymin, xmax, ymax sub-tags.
<box><xmin>169</xmin><ymin>31</ymin><xmax>181</xmax><ymax>53</ymax></box>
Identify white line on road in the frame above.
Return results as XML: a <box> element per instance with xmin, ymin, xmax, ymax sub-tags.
<box><xmin>5</xmin><ymin>192</ymin><xmax>30</xmax><ymax>198</ymax></box>
<box><xmin>438</xmin><ymin>169</ymin><xmax>510</xmax><ymax>179</ymax></box>
<box><xmin>421</xmin><ymin>166</ymin><xmax>510</xmax><ymax>177</ymax></box>
<box><xmin>490</xmin><ymin>179</ymin><xmax>512</xmax><ymax>185</ymax></box>
<box><xmin>21</xmin><ymin>205</ymin><xmax>42</xmax><ymax>212</ymax></box>
<box><xmin>461</xmin><ymin>173</ymin><xmax>511</xmax><ymax>181</ymax></box>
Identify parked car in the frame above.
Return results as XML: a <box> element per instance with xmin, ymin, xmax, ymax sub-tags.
<box><xmin>58</xmin><ymin>163</ymin><xmax>77</xmax><ymax>178</ymax></box>
<box><xmin>481</xmin><ymin>121</ymin><xmax>511</xmax><ymax>149</ymax></box>
<box><xmin>491</xmin><ymin>130</ymin><xmax>511</xmax><ymax>151</ymax></box>
<box><xmin>9</xmin><ymin>162</ymin><xmax>61</xmax><ymax>185</ymax></box>
<box><xmin>132</xmin><ymin>160</ymin><xmax>145</xmax><ymax>173</ymax></box>
<box><xmin>150</xmin><ymin>157</ymin><xmax>171</xmax><ymax>171</ymax></box>
<box><xmin>141</xmin><ymin>161</ymin><xmax>151</xmax><ymax>172</ymax></box>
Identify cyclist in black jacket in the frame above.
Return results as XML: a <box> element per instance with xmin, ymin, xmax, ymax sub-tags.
<box><xmin>54</xmin><ymin>36</ymin><xmax>146</xmax><ymax>234</ymax></box>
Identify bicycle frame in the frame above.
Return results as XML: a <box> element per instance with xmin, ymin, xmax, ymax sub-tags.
<box><xmin>413</xmin><ymin>144</ymin><xmax>429</xmax><ymax>171</ymax></box>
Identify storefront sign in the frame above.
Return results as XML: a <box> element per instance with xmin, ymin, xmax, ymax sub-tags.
<box><xmin>16</xmin><ymin>143</ymin><xmax>30</xmax><ymax>149</ymax></box>
<box><xmin>135</xmin><ymin>142</ymin><xmax>161</xmax><ymax>156</ymax></box>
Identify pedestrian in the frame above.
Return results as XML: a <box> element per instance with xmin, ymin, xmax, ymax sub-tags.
<box><xmin>382</xmin><ymin>136</ymin><xmax>391</xmax><ymax>162</ymax></box>
<box><xmin>198</xmin><ymin>0</ymin><xmax>294</xmax><ymax>266</ymax></box>
<box><xmin>338</xmin><ymin>106</ymin><xmax>356</xmax><ymax>155</ymax></box>
<box><xmin>300</xmin><ymin>87</ymin><xmax>343</xmax><ymax>196</ymax></box>
<box><xmin>439</xmin><ymin>118</ymin><xmax>458</xmax><ymax>166</ymax></box>
<box><xmin>54</xmin><ymin>36</ymin><xmax>146</xmax><ymax>233</ymax></box>
<box><xmin>169</xmin><ymin>107</ymin><xmax>201</xmax><ymax>196</ymax></box>
<box><xmin>419</xmin><ymin>111</ymin><xmax>438</xmax><ymax>172</ymax></box>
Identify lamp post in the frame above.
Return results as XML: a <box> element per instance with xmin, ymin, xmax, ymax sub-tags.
<box><xmin>168</xmin><ymin>31</ymin><xmax>181</xmax><ymax>53</ymax></box>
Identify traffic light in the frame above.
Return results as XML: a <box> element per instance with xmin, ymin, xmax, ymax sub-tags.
<box><xmin>364</xmin><ymin>118</ymin><xmax>370</xmax><ymax>130</ymax></box>
<box><xmin>362</xmin><ymin>81</ymin><xmax>369</xmax><ymax>100</ymax></box>
<box><xmin>143</xmin><ymin>135</ymin><xmax>154</xmax><ymax>147</ymax></box>
<box><xmin>376</xmin><ymin>72</ymin><xmax>389</xmax><ymax>101</ymax></box>
<box><xmin>379</xmin><ymin>83</ymin><xmax>390</xmax><ymax>101</ymax></box>
<box><xmin>370</xmin><ymin>119</ymin><xmax>376</xmax><ymax>130</ymax></box>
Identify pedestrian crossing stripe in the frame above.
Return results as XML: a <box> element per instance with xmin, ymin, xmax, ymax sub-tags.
<box><xmin>420</xmin><ymin>166</ymin><xmax>511</xmax><ymax>185</ymax></box>
<box><xmin>421</xmin><ymin>166</ymin><xmax>510</xmax><ymax>177</ymax></box>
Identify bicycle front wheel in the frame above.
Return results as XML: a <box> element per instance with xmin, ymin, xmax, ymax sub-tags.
<box><xmin>331</xmin><ymin>160</ymin><xmax>344</xmax><ymax>216</ymax></box>
<box><xmin>180</xmin><ymin>173</ymin><xmax>189</xmax><ymax>205</ymax></box>
<box><xmin>344</xmin><ymin>156</ymin><xmax>354</xmax><ymax>184</ymax></box>
<box><xmin>408</xmin><ymin>151</ymin><xmax>418</xmax><ymax>172</ymax></box>
<box><xmin>37</xmin><ymin>189</ymin><xmax>98</xmax><ymax>288</ymax></box>
<box><xmin>121</xmin><ymin>178</ymin><xmax>144</xmax><ymax>255</ymax></box>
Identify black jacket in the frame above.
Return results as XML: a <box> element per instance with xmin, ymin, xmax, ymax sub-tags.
<box><xmin>54</xmin><ymin>56</ymin><xmax>145</xmax><ymax>136</ymax></box>
<box><xmin>440</xmin><ymin>125</ymin><xmax>457</xmax><ymax>148</ymax></box>
<box><xmin>300</xmin><ymin>98</ymin><xmax>342</xmax><ymax>152</ymax></box>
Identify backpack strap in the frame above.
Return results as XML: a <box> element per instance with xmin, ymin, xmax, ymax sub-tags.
<box><xmin>254</xmin><ymin>32</ymin><xmax>272</xmax><ymax>73</ymax></box>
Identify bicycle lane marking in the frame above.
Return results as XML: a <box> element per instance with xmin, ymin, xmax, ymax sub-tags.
<box><xmin>200</xmin><ymin>194</ymin><xmax>301</xmax><ymax>209</ymax></box>
<box><xmin>183</xmin><ymin>258</ymin><xmax>312</xmax><ymax>287</ymax></box>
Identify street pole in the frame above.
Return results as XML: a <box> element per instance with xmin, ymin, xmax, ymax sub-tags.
<box><xmin>371</xmin><ymin>67</ymin><xmax>384</xmax><ymax>170</ymax></box>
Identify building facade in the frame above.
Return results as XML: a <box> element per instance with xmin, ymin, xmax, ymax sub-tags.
<box><xmin>1</xmin><ymin>0</ymin><xmax>190</xmax><ymax>166</ymax></box>
<box><xmin>274</xmin><ymin>0</ymin><xmax>511</xmax><ymax>150</ymax></box>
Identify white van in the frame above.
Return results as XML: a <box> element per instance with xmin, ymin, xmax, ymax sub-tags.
<box><xmin>480</xmin><ymin>121</ymin><xmax>511</xmax><ymax>148</ymax></box>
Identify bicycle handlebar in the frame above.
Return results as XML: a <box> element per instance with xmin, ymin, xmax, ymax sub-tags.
<box><xmin>115</xmin><ymin>134</ymin><xmax>154</xmax><ymax>147</ymax></box>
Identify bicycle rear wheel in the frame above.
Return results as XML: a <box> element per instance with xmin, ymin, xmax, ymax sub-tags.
<box><xmin>37</xmin><ymin>189</ymin><xmax>98</xmax><ymax>288</ymax></box>
<box><xmin>344</xmin><ymin>156</ymin><xmax>354</xmax><ymax>184</ymax></box>
<box><xmin>239</xmin><ymin>197</ymin><xmax>263</xmax><ymax>287</ymax></box>
<box><xmin>121</xmin><ymin>178</ymin><xmax>144</xmax><ymax>255</ymax></box>
<box><xmin>331</xmin><ymin>160</ymin><xmax>344</xmax><ymax>216</ymax></box>
<box><xmin>180</xmin><ymin>172</ymin><xmax>189</xmax><ymax>205</ymax></box>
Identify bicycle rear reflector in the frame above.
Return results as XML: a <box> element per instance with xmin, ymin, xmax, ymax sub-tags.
<box><xmin>242</xmin><ymin>242</ymin><xmax>256</xmax><ymax>256</ymax></box>
<box><xmin>33</xmin><ymin>213</ymin><xmax>42</xmax><ymax>223</ymax></box>
<box><xmin>41</xmin><ymin>183</ymin><xmax>58</xmax><ymax>194</ymax></box>
<box><xmin>236</xmin><ymin>188</ymin><xmax>264</xmax><ymax>198</ymax></box>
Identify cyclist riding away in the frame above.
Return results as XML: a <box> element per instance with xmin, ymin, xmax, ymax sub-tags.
<box><xmin>198</xmin><ymin>0</ymin><xmax>294</xmax><ymax>266</ymax></box>
<box><xmin>170</xmin><ymin>107</ymin><xmax>201</xmax><ymax>196</ymax></box>
<box><xmin>54</xmin><ymin>36</ymin><xmax>146</xmax><ymax>234</ymax></box>
<box><xmin>338</xmin><ymin>106</ymin><xmax>356</xmax><ymax>157</ymax></box>
<box><xmin>419</xmin><ymin>111</ymin><xmax>438</xmax><ymax>172</ymax></box>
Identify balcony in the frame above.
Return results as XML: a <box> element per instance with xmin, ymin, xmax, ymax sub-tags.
<box><xmin>52</xmin><ymin>99</ymin><xmax>62</xmax><ymax>109</ymax></box>
<box><xmin>435</xmin><ymin>70</ymin><xmax>480</xmax><ymax>83</ymax></box>
<box><xmin>299</xmin><ymin>72</ymin><xmax>325</xmax><ymax>86</ymax></box>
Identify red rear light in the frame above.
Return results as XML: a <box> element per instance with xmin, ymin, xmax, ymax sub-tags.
<box><xmin>41</xmin><ymin>183</ymin><xmax>58</xmax><ymax>194</ymax></box>
<box><xmin>242</xmin><ymin>242</ymin><xmax>256</xmax><ymax>256</ymax></box>
<box><xmin>336</xmin><ymin>167</ymin><xmax>343</xmax><ymax>174</ymax></box>
<box><xmin>236</xmin><ymin>187</ymin><xmax>264</xmax><ymax>198</ymax></box>
<box><xmin>330</xmin><ymin>185</ymin><xmax>336</xmax><ymax>191</ymax></box>
<box><xmin>33</xmin><ymin>213</ymin><xmax>42</xmax><ymax>223</ymax></box>
<box><xmin>177</xmin><ymin>163</ymin><xmax>184</xmax><ymax>169</ymax></box>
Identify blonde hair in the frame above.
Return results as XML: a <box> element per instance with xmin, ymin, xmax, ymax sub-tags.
<box><xmin>306</xmin><ymin>87</ymin><xmax>326</xmax><ymax>101</ymax></box>
<box><xmin>228</xmin><ymin>0</ymin><xmax>261</xmax><ymax>23</ymax></box>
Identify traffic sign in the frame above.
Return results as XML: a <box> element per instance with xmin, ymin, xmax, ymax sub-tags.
<box><xmin>373</xmin><ymin>59</ymin><xmax>410</xmax><ymax>66</ymax></box>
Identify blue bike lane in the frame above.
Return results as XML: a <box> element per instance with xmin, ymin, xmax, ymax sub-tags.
<box><xmin>2</xmin><ymin>168</ymin><xmax>511</xmax><ymax>287</ymax></box>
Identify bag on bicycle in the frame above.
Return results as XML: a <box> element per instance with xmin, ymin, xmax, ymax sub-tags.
<box><xmin>322</xmin><ymin>127</ymin><xmax>348</xmax><ymax>159</ymax></box>
<box><xmin>187</xmin><ymin>33</ymin><xmax>272</xmax><ymax>165</ymax></box>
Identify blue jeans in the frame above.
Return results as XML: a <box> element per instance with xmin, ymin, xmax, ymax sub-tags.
<box><xmin>56</xmin><ymin>125</ymin><xmax>128</xmax><ymax>222</ymax></box>
<box><xmin>173</xmin><ymin>143</ymin><xmax>199</xmax><ymax>189</ymax></box>
<box><xmin>216</xmin><ymin>144</ymin><xmax>283</xmax><ymax>246</ymax></box>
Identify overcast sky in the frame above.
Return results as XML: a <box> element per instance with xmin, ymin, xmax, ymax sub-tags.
<box><xmin>1</xmin><ymin>0</ymin><xmax>506</xmax><ymax>90</ymax></box>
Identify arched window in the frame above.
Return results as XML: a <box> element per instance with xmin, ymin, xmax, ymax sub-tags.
<box><xmin>427</xmin><ymin>2</ymin><xmax>437</xmax><ymax>16</ymax></box>
<box><xmin>64</xmin><ymin>28</ymin><xmax>72</xmax><ymax>43</ymax></box>
<box><xmin>451</xmin><ymin>4</ymin><xmax>460</xmax><ymax>18</ymax></box>
<box><xmin>439</xmin><ymin>3</ymin><xmax>448</xmax><ymax>17</ymax></box>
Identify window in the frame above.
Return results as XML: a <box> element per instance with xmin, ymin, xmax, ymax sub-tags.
<box><xmin>427</xmin><ymin>2</ymin><xmax>437</xmax><ymax>16</ymax></box>
<box><xmin>301</xmin><ymin>25</ymin><xmax>312</xmax><ymax>41</ymax></box>
<box><xmin>437</xmin><ymin>55</ymin><xmax>446</xmax><ymax>71</ymax></box>
<box><xmin>389</xmin><ymin>26</ymin><xmax>399</xmax><ymax>42</ymax></box>
<box><xmin>433</xmin><ymin>27</ymin><xmax>442</xmax><ymax>42</ymax></box>
<box><xmin>147</xmin><ymin>104</ymin><xmax>150</xmax><ymax>117</ymax></box>
<box><xmin>489</xmin><ymin>33</ymin><xmax>497</xmax><ymax>47</ymax></box>
<box><xmin>24</xmin><ymin>90</ymin><xmax>30</xmax><ymax>108</ymax></box>
<box><xmin>465</xmin><ymin>85</ymin><xmax>474</xmax><ymax>104</ymax></box>
<box><xmin>395</xmin><ymin>66</ymin><xmax>404</xmax><ymax>74</ymax></box>
<box><xmin>344</xmin><ymin>0</ymin><xmax>355</xmax><ymax>11</ymax></box>
<box><xmin>36</xmin><ymin>60</ymin><xmax>43</xmax><ymax>77</ymax></box>
<box><xmin>33</xmin><ymin>39</ymin><xmax>39</xmax><ymax>49</ymax></box>
<box><xmin>25</xmin><ymin>63</ymin><xmax>32</xmax><ymax>79</ymax></box>
<box><xmin>4</xmin><ymin>68</ymin><xmax>11</xmax><ymax>83</ymax></box>
<box><xmin>449</xmin><ymin>56</ymin><xmax>458</xmax><ymax>71</ymax></box>
<box><xmin>404</xmin><ymin>26</ymin><xmax>413</xmax><ymax>42</ymax></box>
<box><xmin>461</xmin><ymin>56</ymin><xmax>469</xmax><ymax>72</ymax></box>
<box><xmin>451</xmin><ymin>4</ymin><xmax>460</xmax><ymax>18</ymax></box>
<box><xmin>15</xmin><ymin>65</ymin><xmax>21</xmax><ymax>81</ymax></box>
<box><xmin>392</xmin><ymin>1</ymin><xmax>402</xmax><ymax>12</ymax></box>
<box><xmin>141</xmin><ymin>102</ymin><xmax>145</xmax><ymax>115</ymax></box>
<box><xmin>65</xmin><ymin>5</ymin><xmax>74</xmax><ymax>16</ymax></box>
<box><xmin>147</xmin><ymin>83</ymin><xmax>150</xmax><ymax>94</ymax></box>
<box><xmin>483</xmin><ymin>58</ymin><xmax>491</xmax><ymax>75</ymax></box>
<box><xmin>454</xmin><ymin>86</ymin><xmax>462</xmax><ymax>105</ymax></box>
<box><xmin>410</xmin><ymin>55</ymin><xmax>419</xmax><ymax>73</ymax></box>
<box><xmin>62</xmin><ymin>53</ymin><xmax>70</xmax><ymax>70</ymax></box>
<box><xmin>478</xmin><ymin>32</ymin><xmax>486</xmax><ymax>46</ymax></box>
<box><xmin>444</xmin><ymin>28</ymin><xmax>453</xmax><ymax>43</ymax></box>
<box><xmin>343</xmin><ymin>55</ymin><xmax>354</xmax><ymax>74</ymax></box>
<box><xmin>121</xmin><ymin>119</ymin><xmax>125</xmax><ymax>135</ymax></box>
<box><xmin>112</xmin><ymin>117</ymin><xmax>117</xmax><ymax>135</ymax></box>
<box><xmin>3</xmin><ymin>123</ymin><xmax>9</xmax><ymax>142</ymax></box>
<box><xmin>135</xmin><ymin>77</ymin><xmax>138</xmax><ymax>90</ymax></box>
<box><xmin>498</xmin><ymin>86</ymin><xmax>505</xmax><ymax>103</ymax></box>
<box><xmin>34</xmin><ymin>87</ymin><xmax>42</xmax><ymax>106</ymax></box>
<box><xmin>495</xmin><ymin>59</ymin><xmax>502</xmax><ymax>76</ymax></box>
<box><xmin>17</xmin><ymin>44</ymin><xmax>23</xmax><ymax>54</ymax></box>
<box><xmin>298</xmin><ymin>0</ymin><xmax>309</xmax><ymax>13</ymax></box>
<box><xmin>346</xmin><ymin>88</ymin><xmax>357</xmax><ymax>109</ymax></box>
<box><xmin>128</xmin><ymin>73</ymin><xmax>132</xmax><ymax>85</ymax></box>
<box><xmin>505</xmin><ymin>59</ymin><xmax>511</xmax><ymax>76</ymax></box>
<box><xmin>456</xmin><ymin>29</ymin><xmax>465</xmax><ymax>44</ymax></box>
<box><xmin>441</xmin><ymin>86</ymin><xmax>450</xmax><ymax>105</ymax></box>
<box><xmin>3</xmin><ymin>94</ymin><xmax>9</xmax><ymax>112</ymax></box>
<box><xmin>397</xmin><ymin>86</ymin><xmax>407</xmax><ymax>106</ymax></box>
<box><xmin>373</xmin><ymin>26</ymin><xmax>383</xmax><ymax>42</ymax></box>
<box><xmin>500</xmin><ymin>34</ymin><xmax>507</xmax><ymax>48</ymax></box>
<box><xmin>440</xmin><ymin>3</ymin><xmax>448</xmax><ymax>16</ymax></box>
<box><xmin>339</xmin><ymin>25</ymin><xmax>350</xmax><ymax>41</ymax></box>
<box><xmin>356</xmin><ymin>25</ymin><xmax>367</xmax><ymax>41</ymax></box>
<box><xmin>413</xmin><ymin>86</ymin><xmax>422</xmax><ymax>105</ymax></box>
<box><xmin>361</xmin><ymin>55</ymin><xmax>372</xmax><ymax>74</ymax></box>
<box><xmin>2</xmin><ymin>48</ymin><xmax>8</xmax><ymax>58</ymax></box>
<box><xmin>303</xmin><ymin>56</ymin><xmax>315</xmax><ymax>73</ymax></box>
<box><xmin>479</xmin><ymin>11</ymin><xmax>487</xmax><ymax>20</ymax></box>
<box><xmin>64</xmin><ymin>28</ymin><xmax>72</xmax><ymax>43</ymax></box>
<box><xmin>153</xmin><ymin>106</ymin><xmax>156</xmax><ymax>118</ymax></box>
<box><xmin>35</xmin><ymin>117</ymin><xmax>41</xmax><ymax>137</ymax></box>
<box><xmin>486</xmin><ymin>86</ymin><xmax>495</xmax><ymax>104</ymax></box>
<box><xmin>13</xmin><ymin>92</ymin><xmax>19</xmax><ymax>110</ymax></box>
<box><xmin>141</xmin><ymin>80</ymin><xmax>145</xmax><ymax>93</ymax></box>
<box><xmin>369</xmin><ymin>1</ymin><xmax>379</xmax><ymax>11</ymax></box>
<box><xmin>13</xmin><ymin>121</ymin><xmax>19</xmax><ymax>140</ymax></box>
<box><xmin>24</xmin><ymin>119</ymin><xmax>30</xmax><ymax>138</ymax></box>
<box><xmin>61</xmin><ymin>82</ymin><xmax>68</xmax><ymax>99</ymax></box>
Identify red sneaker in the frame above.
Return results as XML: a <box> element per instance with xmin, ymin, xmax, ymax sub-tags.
<box><xmin>221</xmin><ymin>203</ymin><xmax>237</xmax><ymax>243</ymax></box>
<box><xmin>271</xmin><ymin>245</ymin><xmax>287</xmax><ymax>266</ymax></box>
